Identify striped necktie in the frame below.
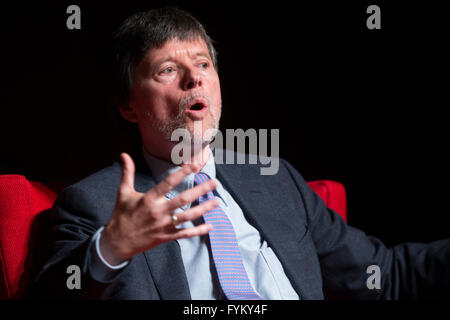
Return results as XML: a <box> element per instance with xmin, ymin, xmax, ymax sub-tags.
<box><xmin>194</xmin><ymin>173</ymin><xmax>262</xmax><ymax>300</ymax></box>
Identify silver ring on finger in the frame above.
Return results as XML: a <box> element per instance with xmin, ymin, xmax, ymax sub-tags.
<box><xmin>171</xmin><ymin>213</ymin><xmax>179</xmax><ymax>225</ymax></box>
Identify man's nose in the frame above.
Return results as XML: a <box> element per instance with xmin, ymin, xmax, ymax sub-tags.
<box><xmin>183</xmin><ymin>69</ymin><xmax>202</xmax><ymax>90</ymax></box>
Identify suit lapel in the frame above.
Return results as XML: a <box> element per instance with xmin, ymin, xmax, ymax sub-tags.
<box><xmin>143</xmin><ymin>243</ymin><xmax>191</xmax><ymax>300</ymax></box>
<box><xmin>215</xmin><ymin>161</ymin><xmax>321</xmax><ymax>299</ymax></box>
<box><xmin>132</xmin><ymin>154</ymin><xmax>191</xmax><ymax>300</ymax></box>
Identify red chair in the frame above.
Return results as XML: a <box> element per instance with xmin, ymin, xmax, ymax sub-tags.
<box><xmin>307</xmin><ymin>180</ymin><xmax>347</xmax><ymax>222</ymax></box>
<box><xmin>0</xmin><ymin>175</ymin><xmax>57</xmax><ymax>299</ymax></box>
<box><xmin>0</xmin><ymin>174</ymin><xmax>347</xmax><ymax>300</ymax></box>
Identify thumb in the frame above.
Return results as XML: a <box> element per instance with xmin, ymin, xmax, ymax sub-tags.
<box><xmin>119</xmin><ymin>152</ymin><xmax>136</xmax><ymax>193</ymax></box>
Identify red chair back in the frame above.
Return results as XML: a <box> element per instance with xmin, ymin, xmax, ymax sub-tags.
<box><xmin>307</xmin><ymin>180</ymin><xmax>347</xmax><ymax>222</ymax></box>
<box><xmin>0</xmin><ymin>175</ymin><xmax>57</xmax><ymax>299</ymax></box>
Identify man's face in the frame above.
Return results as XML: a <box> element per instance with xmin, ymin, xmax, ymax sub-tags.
<box><xmin>123</xmin><ymin>38</ymin><xmax>222</xmax><ymax>157</ymax></box>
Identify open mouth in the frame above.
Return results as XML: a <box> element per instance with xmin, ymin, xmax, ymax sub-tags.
<box><xmin>188</xmin><ymin>102</ymin><xmax>206</xmax><ymax>111</ymax></box>
<box><xmin>183</xmin><ymin>97</ymin><xmax>209</xmax><ymax>120</ymax></box>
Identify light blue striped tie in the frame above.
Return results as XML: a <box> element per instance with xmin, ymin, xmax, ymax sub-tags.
<box><xmin>194</xmin><ymin>173</ymin><xmax>262</xmax><ymax>300</ymax></box>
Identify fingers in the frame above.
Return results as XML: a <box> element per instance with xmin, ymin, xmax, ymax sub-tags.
<box><xmin>149</xmin><ymin>163</ymin><xmax>200</xmax><ymax>198</ymax></box>
<box><xmin>119</xmin><ymin>153</ymin><xmax>136</xmax><ymax>193</ymax></box>
<box><xmin>165</xmin><ymin>179</ymin><xmax>217</xmax><ymax>212</ymax></box>
<box><xmin>172</xmin><ymin>198</ymin><xmax>219</xmax><ymax>226</ymax></box>
<box><xmin>169</xmin><ymin>223</ymin><xmax>213</xmax><ymax>241</ymax></box>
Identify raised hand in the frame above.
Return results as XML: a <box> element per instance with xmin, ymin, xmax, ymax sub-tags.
<box><xmin>100</xmin><ymin>153</ymin><xmax>218</xmax><ymax>265</ymax></box>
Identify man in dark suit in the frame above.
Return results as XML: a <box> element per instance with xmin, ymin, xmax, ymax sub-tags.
<box><xmin>29</xmin><ymin>6</ymin><xmax>450</xmax><ymax>300</ymax></box>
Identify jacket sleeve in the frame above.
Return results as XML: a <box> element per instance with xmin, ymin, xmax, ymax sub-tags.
<box><xmin>26</xmin><ymin>185</ymin><xmax>125</xmax><ymax>299</ymax></box>
<box><xmin>281</xmin><ymin>159</ymin><xmax>450</xmax><ymax>299</ymax></box>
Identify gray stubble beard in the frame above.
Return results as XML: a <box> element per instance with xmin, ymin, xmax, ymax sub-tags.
<box><xmin>147</xmin><ymin>94</ymin><xmax>222</xmax><ymax>146</ymax></box>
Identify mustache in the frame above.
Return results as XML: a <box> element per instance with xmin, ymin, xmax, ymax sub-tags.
<box><xmin>178</xmin><ymin>92</ymin><xmax>212</xmax><ymax>112</ymax></box>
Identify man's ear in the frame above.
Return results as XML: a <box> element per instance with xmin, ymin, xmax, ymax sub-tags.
<box><xmin>118</xmin><ymin>104</ymin><xmax>138</xmax><ymax>123</ymax></box>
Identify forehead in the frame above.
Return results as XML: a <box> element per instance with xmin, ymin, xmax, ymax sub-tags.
<box><xmin>144</xmin><ymin>38</ymin><xmax>211</xmax><ymax>65</ymax></box>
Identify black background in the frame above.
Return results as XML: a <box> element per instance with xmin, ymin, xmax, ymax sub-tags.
<box><xmin>0</xmin><ymin>1</ymin><xmax>448</xmax><ymax>247</ymax></box>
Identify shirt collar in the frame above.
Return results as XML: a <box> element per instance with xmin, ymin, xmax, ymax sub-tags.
<box><xmin>142</xmin><ymin>146</ymin><xmax>218</xmax><ymax>200</ymax></box>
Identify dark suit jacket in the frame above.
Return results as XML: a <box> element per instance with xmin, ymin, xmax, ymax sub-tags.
<box><xmin>28</xmin><ymin>152</ymin><xmax>450</xmax><ymax>299</ymax></box>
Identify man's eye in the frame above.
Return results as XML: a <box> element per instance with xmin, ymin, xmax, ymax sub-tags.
<box><xmin>199</xmin><ymin>62</ymin><xmax>209</xmax><ymax>69</ymax></box>
<box><xmin>161</xmin><ymin>66</ymin><xmax>175</xmax><ymax>74</ymax></box>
